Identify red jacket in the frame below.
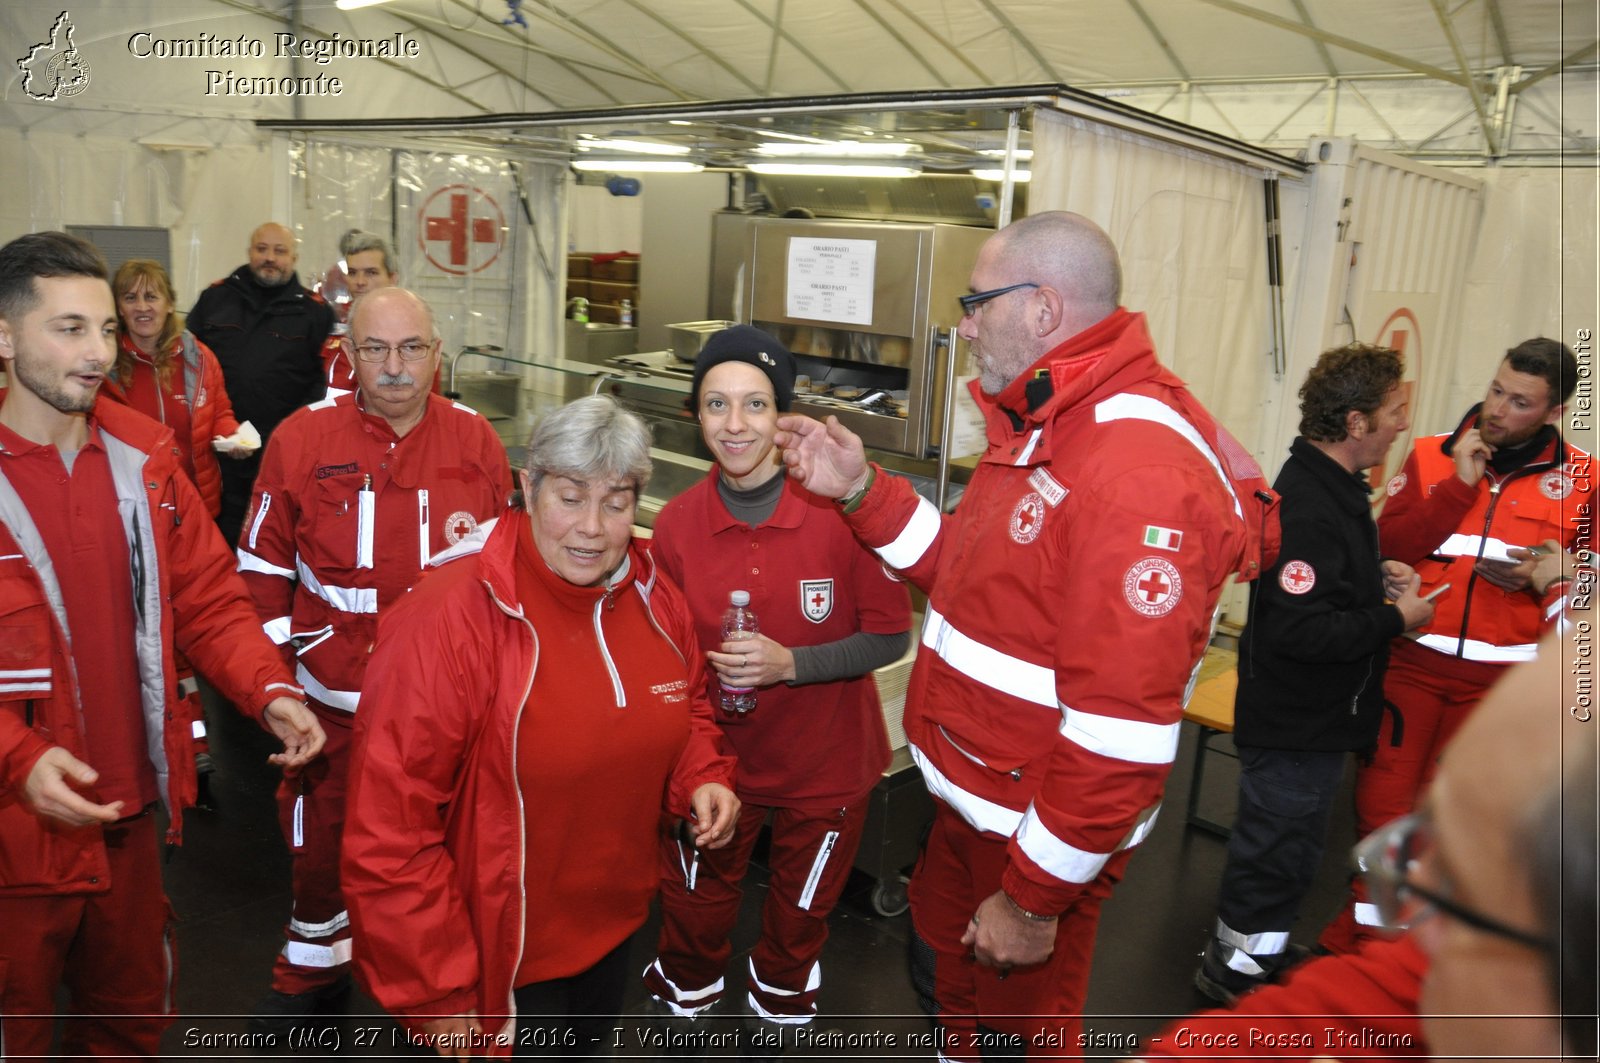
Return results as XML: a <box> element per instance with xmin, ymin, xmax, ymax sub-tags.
<box><xmin>844</xmin><ymin>310</ymin><xmax>1250</xmax><ymax>915</ymax></box>
<box><xmin>236</xmin><ymin>393</ymin><xmax>510</xmax><ymax>713</ymax></box>
<box><xmin>1141</xmin><ymin>936</ymin><xmax>1429</xmax><ymax>1060</ymax></box>
<box><xmin>1379</xmin><ymin>408</ymin><xmax>1591</xmax><ymax>665</ymax></box>
<box><xmin>101</xmin><ymin>332</ymin><xmax>241</xmax><ymax>517</ymax></box>
<box><xmin>342</xmin><ymin>514</ymin><xmax>735</xmax><ymax>1050</ymax></box>
<box><xmin>0</xmin><ymin>397</ymin><xmax>299</xmax><ymax>895</ymax></box>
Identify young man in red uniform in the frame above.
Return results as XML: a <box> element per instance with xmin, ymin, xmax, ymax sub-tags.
<box><xmin>0</xmin><ymin>231</ymin><xmax>325</xmax><ymax>1057</ymax></box>
<box><xmin>776</xmin><ymin>212</ymin><xmax>1264</xmax><ymax>1059</ymax></box>
<box><xmin>1321</xmin><ymin>337</ymin><xmax>1591</xmax><ymax>953</ymax></box>
<box><xmin>236</xmin><ymin>286</ymin><xmax>511</xmax><ymax>1032</ymax></box>
<box><xmin>641</xmin><ymin>326</ymin><xmax>911</xmax><ymax>1034</ymax></box>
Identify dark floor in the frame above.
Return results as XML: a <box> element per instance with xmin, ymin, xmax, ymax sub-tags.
<box><xmin>148</xmin><ymin>695</ymin><xmax>1359</xmax><ymax>1061</ymax></box>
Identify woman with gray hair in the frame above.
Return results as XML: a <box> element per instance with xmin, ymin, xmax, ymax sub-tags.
<box><xmin>342</xmin><ymin>395</ymin><xmax>739</xmax><ymax>1059</ymax></box>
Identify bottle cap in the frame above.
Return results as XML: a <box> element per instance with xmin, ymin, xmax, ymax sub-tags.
<box><xmin>730</xmin><ymin>590</ymin><xmax>750</xmax><ymax>606</ymax></box>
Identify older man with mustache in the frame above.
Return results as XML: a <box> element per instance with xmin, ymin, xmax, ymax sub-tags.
<box><xmin>235</xmin><ymin>286</ymin><xmax>512</xmax><ymax>1038</ymax></box>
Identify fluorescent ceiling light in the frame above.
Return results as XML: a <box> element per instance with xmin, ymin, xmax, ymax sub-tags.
<box><xmin>577</xmin><ymin>137</ymin><xmax>691</xmax><ymax>156</ymax></box>
<box><xmin>334</xmin><ymin>0</ymin><xmax>395</xmax><ymax>9</ymax></box>
<box><xmin>754</xmin><ymin>141</ymin><xmax>917</xmax><ymax>158</ymax></box>
<box><xmin>747</xmin><ymin>162</ymin><xmax>921</xmax><ymax>178</ymax></box>
<box><xmin>571</xmin><ymin>159</ymin><xmax>704</xmax><ymax>173</ymax></box>
<box><xmin>978</xmin><ymin>148</ymin><xmax>1035</xmax><ymax>160</ymax></box>
<box><xmin>970</xmin><ymin>168</ymin><xmax>1032</xmax><ymax>182</ymax></box>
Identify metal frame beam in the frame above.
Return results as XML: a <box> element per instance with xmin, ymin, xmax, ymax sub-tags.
<box><xmin>1428</xmin><ymin>0</ymin><xmax>1498</xmax><ymax>155</ymax></box>
<box><xmin>850</xmin><ymin>0</ymin><xmax>952</xmax><ymax>88</ymax></box>
<box><xmin>1289</xmin><ymin>0</ymin><xmax>1341</xmax><ymax>76</ymax></box>
<box><xmin>616</xmin><ymin>0</ymin><xmax>763</xmax><ymax>97</ymax></box>
<box><xmin>731</xmin><ymin>0</ymin><xmax>852</xmax><ymax>93</ymax></box>
<box><xmin>1515</xmin><ymin>40</ymin><xmax>1600</xmax><ymax>92</ymax></box>
<box><xmin>880</xmin><ymin>0</ymin><xmax>992</xmax><ymax>85</ymax></box>
<box><xmin>975</xmin><ymin>0</ymin><xmax>1062</xmax><ymax>82</ymax></box>
<box><xmin>1189</xmin><ymin>0</ymin><xmax>1472</xmax><ymax>85</ymax></box>
<box><xmin>1126</xmin><ymin>0</ymin><xmax>1193</xmax><ymax>82</ymax></box>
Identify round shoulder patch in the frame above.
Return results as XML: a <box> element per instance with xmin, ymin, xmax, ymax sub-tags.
<box><xmin>1010</xmin><ymin>491</ymin><xmax>1045</xmax><ymax>545</ymax></box>
<box><xmin>1279</xmin><ymin>559</ymin><xmax>1316</xmax><ymax>595</ymax></box>
<box><xmin>1123</xmin><ymin>557</ymin><xmax>1183</xmax><ymax>617</ymax></box>
<box><xmin>1386</xmin><ymin>472</ymin><xmax>1407</xmax><ymax>497</ymax></box>
<box><xmin>1540</xmin><ymin>472</ymin><xmax>1574</xmax><ymax>500</ymax></box>
<box><xmin>444</xmin><ymin>510</ymin><xmax>480</xmax><ymax>546</ymax></box>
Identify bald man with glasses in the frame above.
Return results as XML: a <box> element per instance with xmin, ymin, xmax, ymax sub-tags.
<box><xmin>776</xmin><ymin>211</ymin><xmax>1271</xmax><ymax>1060</ymax></box>
<box><xmin>235</xmin><ymin>286</ymin><xmax>511</xmax><ymax>1037</ymax></box>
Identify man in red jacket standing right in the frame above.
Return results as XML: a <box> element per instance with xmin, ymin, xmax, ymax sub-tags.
<box><xmin>777</xmin><ymin>212</ymin><xmax>1263</xmax><ymax>1060</ymax></box>
<box><xmin>1321</xmin><ymin>336</ymin><xmax>1591</xmax><ymax>953</ymax></box>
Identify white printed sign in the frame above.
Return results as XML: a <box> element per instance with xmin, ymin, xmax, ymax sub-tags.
<box><xmin>785</xmin><ymin>238</ymin><xmax>876</xmax><ymax>326</ymax></box>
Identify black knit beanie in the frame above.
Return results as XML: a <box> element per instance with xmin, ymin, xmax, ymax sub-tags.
<box><xmin>689</xmin><ymin>325</ymin><xmax>796</xmax><ymax>413</ymax></box>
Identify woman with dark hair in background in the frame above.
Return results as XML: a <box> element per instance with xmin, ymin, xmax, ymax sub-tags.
<box><xmin>641</xmin><ymin>325</ymin><xmax>911</xmax><ymax>1039</ymax></box>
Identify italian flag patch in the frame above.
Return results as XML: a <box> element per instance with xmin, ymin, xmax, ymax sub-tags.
<box><xmin>1143</xmin><ymin>525</ymin><xmax>1183</xmax><ymax>552</ymax></box>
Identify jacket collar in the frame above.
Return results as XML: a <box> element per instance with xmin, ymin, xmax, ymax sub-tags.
<box><xmin>454</xmin><ymin>507</ymin><xmax>658</xmax><ymax>619</ymax></box>
<box><xmin>1441</xmin><ymin>402</ymin><xmax>1565</xmax><ymax>476</ymax></box>
<box><xmin>697</xmin><ymin>468</ymin><xmax>808</xmax><ymax>533</ymax></box>
<box><xmin>224</xmin><ymin>264</ymin><xmax>313</xmax><ymax>308</ymax></box>
<box><xmin>1289</xmin><ymin>436</ymin><xmax>1373</xmax><ymax>515</ymax></box>
<box><xmin>972</xmin><ymin>309</ymin><xmax>1182</xmax><ymax>451</ymax></box>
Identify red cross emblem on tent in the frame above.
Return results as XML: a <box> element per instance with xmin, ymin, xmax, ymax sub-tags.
<box><xmin>1010</xmin><ymin>491</ymin><xmax>1045</xmax><ymax>544</ymax></box>
<box><xmin>1279</xmin><ymin>559</ymin><xmax>1316</xmax><ymax>595</ymax></box>
<box><xmin>800</xmin><ymin>579</ymin><xmax>834</xmax><ymax>623</ymax></box>
<box><xmin>1123</xmin><ymin>557</ymin><xmax>1183</xmax><ymax>617</ymax></box>
<box><xmin>419</xmin><ymin>184</ymin><xmax>506</xmax><ymax>276</ymax></box>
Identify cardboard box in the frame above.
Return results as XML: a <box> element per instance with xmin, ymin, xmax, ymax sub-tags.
<box><xmin>591</xmin><ymin>255</ymin><xmax>639</xmax><ymax>281</ymax></box>
<box><xmin>590</xmin><ymin>280</ymin><xmax>637</xmax><ymax>304</ymax></box>
<box><xmin>565</xmin><ymin>279</ymin><xmax>590</xmax><ymax>300</ymax></box>
<box><xmin>566</xmin><ymin>255</ymin><xmax>592</xmax><ymax>279</ymax></box>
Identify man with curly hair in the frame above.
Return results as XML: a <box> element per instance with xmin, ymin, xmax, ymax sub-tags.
<box><xmin>1195</xmin><ymin>343</ymin><xmax>1436</xmax><ymax>1004</ymax></box>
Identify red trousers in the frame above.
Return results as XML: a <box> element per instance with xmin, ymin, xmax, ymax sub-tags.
<box><xmin>0</xmin><ymin>809</ymin><xmax>174</xmax><ymax>1058</ymax></box>
<box><xmin>645</xmin><ymin>796</ymin><xmax>868</xmax><ymax>1022</ymax></box>
<box><xmin>1319</xmin><ymin>638</ymin><xmax>1503</xmax><ymax>954</ymax></box>
<box><xmin>271</xmin><ymin>709</ymin><xmax>353</xmax><ymax>994</ymax></box>
<box><xmin>908</xmin><ymin>803</ymin><xmax>1130</xmax><ymax>1062</ymax></box>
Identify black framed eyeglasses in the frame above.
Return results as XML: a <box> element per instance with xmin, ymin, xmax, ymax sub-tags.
<box><xmin>352</xmin><ymin>339</ymin><xmax>436</xmax><ymax>363</ymax></box>
<box><xmin>958</xmin><ymin>282</ymin><xmax>1039</xmax><ymax>316</ymax></box>
<box><xmin>1353</xmin><ymin>812</ymin><xmax>1554</xmax><ymax>952</ymax></box>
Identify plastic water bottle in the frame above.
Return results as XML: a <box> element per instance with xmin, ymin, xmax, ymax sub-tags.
<box><xmin>719</xmin><ymin>590</ymin><xmax>759</xmax><ymax>715</ymax></box>
<box><xmin>619</xmin><ymin>298</ymin><xmax>634</xmax><ymax>326</ymax></box>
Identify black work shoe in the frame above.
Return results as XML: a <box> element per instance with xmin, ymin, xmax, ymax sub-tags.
<box><xmin>194</xmin><ymin>753</ymin><xmax>217</xmax><ymax>811</ymax></box>
<box><xmin>247</xmin><ymin>978</ymin><xmax>352</xmax><ymax>1051</ymax></box>
<box><xmin>1193</xmin><ymin>962</ymin><xmax>1256</xmax><ymax>1006</ymax></box>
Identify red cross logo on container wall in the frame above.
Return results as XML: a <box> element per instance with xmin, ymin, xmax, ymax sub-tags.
<box><xmin>419</xmin><ymin>184</ymin><xmax>506</xmax><ymax>276</ymax></box>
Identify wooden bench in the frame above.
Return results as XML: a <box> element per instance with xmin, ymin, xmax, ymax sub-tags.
<box><xmin>1182</xmin><ymin>657</ymin><xmax>1238</xmax><ymax>838</ymax></box>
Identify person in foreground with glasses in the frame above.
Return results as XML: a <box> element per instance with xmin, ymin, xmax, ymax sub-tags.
<box><xmin>236</xmin><ymin>285</ymin><xmax>512</xmax><ymax>1039</ymax></box>
<box><xmin>775</xmin><ymin>211</ymin><xmax>1273</xmax><ymax>1060</ymax></box>
<box><xmin>1136</xmin><ymin>628</ymin><xmax>1594</xmax><ymax>1062</ymax></box>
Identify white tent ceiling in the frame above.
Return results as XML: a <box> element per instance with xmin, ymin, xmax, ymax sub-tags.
<box><xmin>4</xmin><ymin>0</ymin><xmax>1595</xmax><ymax>164</ymax></box>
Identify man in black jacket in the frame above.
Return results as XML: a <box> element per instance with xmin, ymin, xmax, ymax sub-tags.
<box><xmin>188</xmin><ymin>222</ymin><xmax>334</xmax><ymax>544</ymax></box>
<box><xmin>1194</xmin><ymin>343</ymin><xmax>1436</xmax><ymax>1004</ymax></box>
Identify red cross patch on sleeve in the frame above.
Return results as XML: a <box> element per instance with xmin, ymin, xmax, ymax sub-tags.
<box><xmin>1278</xmin><ymin>559</ymin><xmax>1316</xmax><ymax>595</ymax></box>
